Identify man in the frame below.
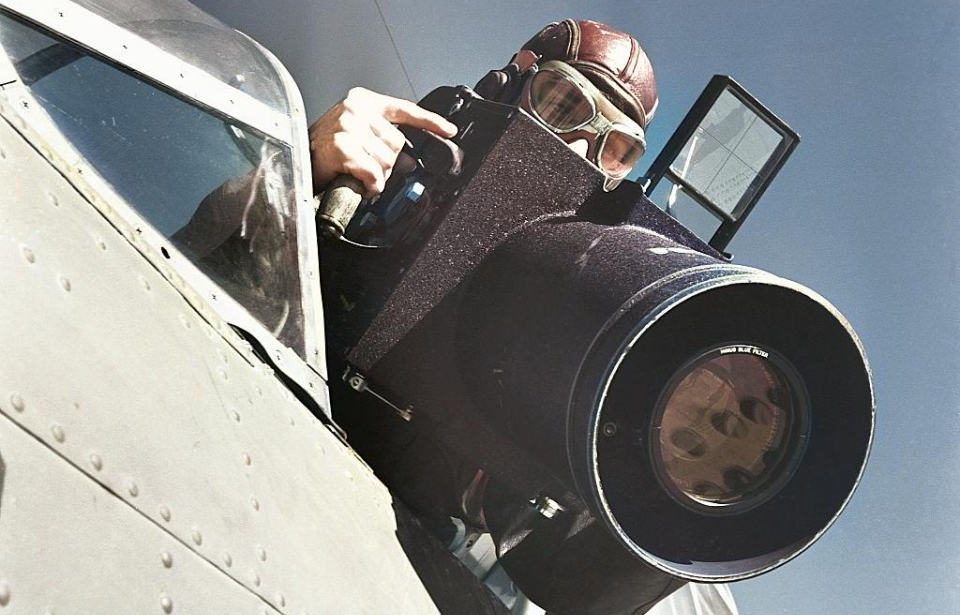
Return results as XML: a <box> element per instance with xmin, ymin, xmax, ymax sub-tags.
<box><xmin>308</xmin><ymin>19</ymin><xmax>657</xmax><ymax>198</ymax></box>
<box><xmin>315</xmin><ymin>20</ymin><xmax>740</xmax><ymax>615</ymax></box>
<box><xmin>323</xmin><ymin>19</ymin><xmax>661</xmax><ymax>524</ymax></box>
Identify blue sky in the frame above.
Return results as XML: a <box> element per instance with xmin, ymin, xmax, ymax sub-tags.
<box><xmin>196</xmin><ymin>1</ymin><xmax>960</xmax><ymax>612</ymax></box>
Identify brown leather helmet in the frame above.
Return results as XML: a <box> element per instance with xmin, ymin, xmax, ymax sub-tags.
<box><xmin>521</xmin><ymin>19</ymin><xmax>658</xmax><ymax>129</ymax></box>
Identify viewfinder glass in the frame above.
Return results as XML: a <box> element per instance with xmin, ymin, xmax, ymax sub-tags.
<box><xmin>669</xmin><ymin>88</ymin><xmax>784</xmax><ymax>217</ymax></box>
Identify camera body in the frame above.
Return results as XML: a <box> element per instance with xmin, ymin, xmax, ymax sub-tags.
<box><xmin>320</xmin><ymin>87</ymin><xmax>873</xmax><ymax>615</ymax></box>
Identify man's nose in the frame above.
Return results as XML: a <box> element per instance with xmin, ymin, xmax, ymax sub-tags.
<box><xmin>565</xmin><ymin>137</ymin><xmax>589</xmax><ymax>158</ymax></box>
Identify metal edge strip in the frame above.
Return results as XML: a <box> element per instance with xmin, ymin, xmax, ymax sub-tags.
<box><xmin>242</xmin><ymin>32</ymin><xmax>328</xmax><ymax>380</ymax></box>
<box><xmin>0</xmin><ymin>0</ymin><xmax>291</xmax><ymax>144</ymax></box>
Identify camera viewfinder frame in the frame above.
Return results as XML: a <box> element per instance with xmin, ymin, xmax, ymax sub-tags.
<box><xmin>640</xmin><ymin>75</ymin><xmax>800</xmax><ymax>252</ymax></box>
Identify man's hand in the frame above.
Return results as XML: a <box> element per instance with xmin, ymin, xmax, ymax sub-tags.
<box><xmin>309</xmin><ymin>87</ymin><xmax>458</xmax><ymax>197</ymax></box>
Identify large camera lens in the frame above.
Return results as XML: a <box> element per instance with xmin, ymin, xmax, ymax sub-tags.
<box><xmin>652</xmin><ymin>345</ymin><xmax>808</xmax><ymax>513</ymax></box>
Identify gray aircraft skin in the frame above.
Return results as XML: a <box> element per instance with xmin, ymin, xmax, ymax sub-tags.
<box><xmin>0</xmin><ymin>1</ymin><xmax>515</xmax><ymax>613</ymax></box>
<box><xmin>0</xmin><ymin>2</ymin><xmax>871</xmax><ymax>615</ymax></box>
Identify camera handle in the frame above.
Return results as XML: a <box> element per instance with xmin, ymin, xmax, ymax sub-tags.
<box><xmin>316</xmin><ymin>174</ymin><xmax>366</xmax><ymax>241</ymax></box>
<box><xmin>316</xmin><ymin>126</ymin><xmax>465</xmax><ymax>245</ymax></box>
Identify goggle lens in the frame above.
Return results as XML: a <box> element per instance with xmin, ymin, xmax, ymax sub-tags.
<box><xmin>529</xmin><ymin>70</ymin><xmax>594</xmax><ymax>131</ymax></box>
<box><xmin>600</xmin><ymin>129</ymin><xmax>646</xmax><ymax>178</ymax></box>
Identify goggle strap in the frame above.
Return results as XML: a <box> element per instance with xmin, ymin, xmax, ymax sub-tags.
<box><xmin>512</xmin><ymin>49</ymin><xmax>541</xmax><ymax>73</ymax></box>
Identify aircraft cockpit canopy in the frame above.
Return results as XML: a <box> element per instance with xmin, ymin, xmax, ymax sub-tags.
<box><xmin>0</xmin><ymin>0</ymin><xmax>325</xmax><ymax>385</ymax></box>
<box><xmin>68</xmin><ymin>0</ymin><xmax>290</xmax><ymax>114</ymax></box>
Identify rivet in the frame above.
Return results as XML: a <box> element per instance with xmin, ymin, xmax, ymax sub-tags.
<box><xmin>191</xmin><ymin>529</ymin><xmax>203</xmax><ymax>546</ymax></box>
<box><xmin>47</xmin><ymin>192</ymin><xmax>59</xmax><ymax>207</ymax></box>
<box><xmin>20</xmin><ymin>246</ymin><xmax>35</xmax><ymax>263</ymax></box>
<box><xmin>344</xmin><ymin>470</ymin><xmax>354</xmax><ymax>482</ymax></box>
<box><xmin>159</xmin><ymin>505</ymin><xmax>172</xmax><ymax>522</ymax></box>
<box><xmin>317</xmin><ymin>443</ymin><xmax>325</xmax><ymax>456</ymax></box>
<box><xmin>287</xmin><ymin>415</ymin><xmax>295</xmax><ymax>426</ymax></box>
<box><xmin>161</xmin><ymin>551</ymin><xmax>173</xmax><ymax>568</ymax></box>
<box><xmin>250</xmin><ymin>571</ymin><xmax>261</xmax><ymax>587</ymax></box>
<box><xmin>127</xmin><ymin>478</ymin><xmax>139</xmax><ymax>497</ymax></box>
<box><xmin>254</xmin><ymin>385</ymin><xmax>263</xmax><ymax>397</ymax></box>
<box><xmin>179</xmin><ymin>314</ymin><xmax>192</xmax><ymax>329</ymax></box>
<box><xmin>89</xmin><ymin>453</ymin><xmax>103</xmax><ymax>471</ymax></box>
<box><xmin>228</xmin><ymin>409</ymin><xmax>240</xmax><ymax>423</ymax></box>
<box><xmin>218</xmin><ymin>368</ymin><xmax>229</xmax><ymax>381</ymax></box>
<box><xmin>160</xmin><ymin>593</ymin><xmax>173</xmax><ymax>613</ymax></box>
<box><xmin>0</xmin><ymin>580</ymin><xmax>10</xmax><ymax>606</ymax></box>
<box><xmin>276</xmin><ymin>593</ymin><xmax>285</xmax><ymax>607</ymax></box>
<box><xmin>218</xmin><ymin>350</ymin><xmax>229</xmax><ymax>364</ymax></box>
<box><xmin>222</xmin><ymin>552</ymin><xmax>233</xmax><ymax>567</ymax></box>
<box><xmin>140</xmin><ymin>277</ymin><xmax>151</xmax><ymax>292</ymax></box>
<box><xmin>257</xmin><ymin>546</ymin><xmax>267</xmax><ymax>562</ymax></box>
<box><xmin>51</xmin><ymin>423</ymin><xmax>66</xmax><ymax>443</ymax></box>
<box><xmin>250</xmin><ymin>496</ymin><xmax>260</xmax><ymax>511</ymax></box>
<box><xmin>98</xmin><ymin>238</ymin><xmax>108</xmax><ymax>250</ymax></box>
<box><xmin>0</xmin><ymin>146</ymin><xmax>5</xmax><ymax>159</ymax></box>
<box><xmin>9</xmin><ymin>393</ymin><xmax>25</xmax><ymax>413</ymax></box>
<box><xmin>241</xmin><ymin>452</ymin><xmax>252</xmax><ymax>466</ymax></box>
<box><xmin>58</xmin><ymin>275</ymin><xmax>71</xmax><ymax>292</ymax></box>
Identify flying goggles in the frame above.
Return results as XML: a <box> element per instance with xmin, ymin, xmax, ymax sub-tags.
<box><xmin>519</xmin><ymin>59</ymin><xmax>647</xmax><ymax>190</ymax></box>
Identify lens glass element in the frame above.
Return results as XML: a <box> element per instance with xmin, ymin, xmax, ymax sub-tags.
<box><xmin>600</xmin><ymin>129</ymin><xmax>646</xmax><ymax>178</ymax></box>
<box><xmin>529</xmin><ymin>70</ymin><xmax>594</xmax><ymax>131</ymax></box>
<box><xmin>654</xmin><ymin>345</ymin><xmax>806</xmax><ymax>512</ymax></box>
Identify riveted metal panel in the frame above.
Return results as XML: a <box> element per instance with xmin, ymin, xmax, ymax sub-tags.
<box><xmin>0</xmin><ymin>117</ymin><xmax>443</xmax><ymax>614</ymax></box>
<box><xmin>0</xmin><ymin>414</ymin><xmax>282</xmax><ymax>615</ymax></box>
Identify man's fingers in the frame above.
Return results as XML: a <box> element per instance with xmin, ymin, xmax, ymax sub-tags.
<box><xmin>336</xmin><ymin>137</ymin><xmax>386</xmax><ymax>195</ymax></box>
<box><xmin>380</xmin><ymin>96</ymin><xmax>458</xmax><ymax>138</ymax></box>
<box><xmin>310</xmin><ymin>88</ymin><xmax>455</xmax><ymax>196</ymax></box>
<box><xmin>362</xmin><ymin>130</ymin><xmax>400</xmax><ymax>174</ymax></box>
<box><xmin>369</xmin><ymin>117</ymin><xmax>407</xmax><ymax>153</ymax></box>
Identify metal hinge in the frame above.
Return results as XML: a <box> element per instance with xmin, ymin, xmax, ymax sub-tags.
<box><xmin>343</xmin><ymin>367</ymin><xmax>414</xmax><ymax>422</ymax></box>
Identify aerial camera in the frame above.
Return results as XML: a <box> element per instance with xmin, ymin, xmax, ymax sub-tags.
<box><xmin>317</xmin><ymin>80</ymin><xmax>873</xmax><ymax>614</ymax></box>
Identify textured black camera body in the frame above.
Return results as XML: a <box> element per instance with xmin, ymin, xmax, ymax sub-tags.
<box><xmin>321</xmin><ymin>87</ymin><xmax>873</xmax><ymax>615</ymax></box>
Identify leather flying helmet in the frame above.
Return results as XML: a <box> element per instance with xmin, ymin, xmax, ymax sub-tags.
<box><xmin>476</xmin><ymin>19</ymin><xmax>658</xmax><ymax>129</ymax></box>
